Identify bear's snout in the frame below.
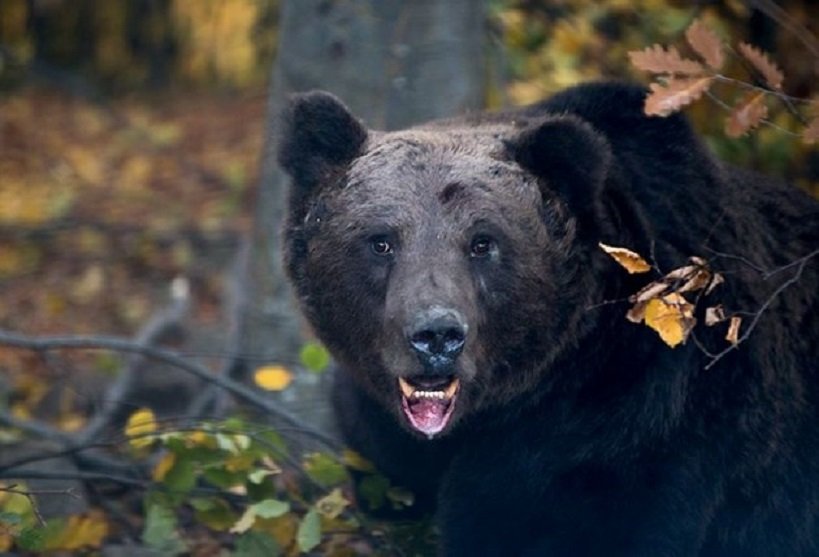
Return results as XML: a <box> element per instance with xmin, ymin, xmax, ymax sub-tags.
<box><xmin>405</xmin><ymin>307</ymin><xmax>467</xmax><ymax>373</ymax></box>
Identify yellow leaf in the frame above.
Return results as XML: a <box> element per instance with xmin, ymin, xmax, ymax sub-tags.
<box><xmin>254</xmin><ymin>366</ymin><xmax>294</xmax><ymax>391</ymax></box>
<box><xmin>153</xmin><ymin>452</ymin><xmax>176</xmax><ymax>481</ymax></box>
<box><xmin>125</xmin><ymin>408</ymin><xmax>157</xmax><ymax>448</ymax></box>
<box><xmin>599</xmin><ymin>243</ymin><xmax>652</xmax><ymax>274</ymax></box>
<box><xmin>44</xmin><ymin>511</ymin><xmax>109</xmax><ymax>550</ymax></box>
<box><xmin>644</xmin><ymin>293</ymin><xmax>695</xmax><ymax>348</ymax></box>
<box><xmin>316</xmin><ymin>488</ymin><xmax>350</xmax><ymax>519</ymax></box>
<box><xmin>229</xmin><ymin>505</ymin><xmax>257</xmax><ymax>534</ymax></box>
<box><xmin>185</xmin><ymin>430</ymin><xmax>215</xmax><ymax>448</ymax></box>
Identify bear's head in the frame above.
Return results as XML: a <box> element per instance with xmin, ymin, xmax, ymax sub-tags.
<box><xmin>279</xmin><ymin>92</ymin><xmax>616</xmax><ymax>439</ymax></box>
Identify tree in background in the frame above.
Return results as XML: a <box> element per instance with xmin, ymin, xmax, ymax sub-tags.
<box><xmin>241</xmin><ymin>0</ymin><xmax>488</xmax><ymax>433</ymax></box>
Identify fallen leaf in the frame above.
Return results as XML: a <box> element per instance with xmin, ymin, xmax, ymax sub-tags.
<box><xmin>254</xmin><ymin>366</ymin><xmax>293</xmax><ymax>391</ymax></box>
<box><xmin>599</xmin><ymin>243</ymin><xmax>652</xmax><ymax>274</ymax></box>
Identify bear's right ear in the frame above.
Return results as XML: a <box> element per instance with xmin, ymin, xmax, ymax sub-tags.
<box><xmin>278</xmin><ymin>91</ymin><xmax>368</xmax><ymax>187</ymax></box>
<box><xmin>508</xmin><ymin>115</ymin><xmax>612</xmax><ymax>227</ymax></box>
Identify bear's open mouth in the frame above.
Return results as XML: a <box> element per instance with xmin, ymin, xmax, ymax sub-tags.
<box><xmin>398</xmin><ymin>376</ymin><xmax>460</xmax><ymax>438</ymax></box>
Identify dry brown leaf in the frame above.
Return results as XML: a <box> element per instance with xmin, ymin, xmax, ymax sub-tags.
<box><xmin>599</xmin><ymin>242</ymin><xmax>652</xmax><ymax>274</ymax></box>
<box><xmin>626</xmin><ymin>301</ymin><xmax>648</xmax><ymax>323</ymax></box>
<box><xmin>685</xmin><ymin>19</ymin><xmax>724</xmax><ymax>70</ymax></box>
<box><xmin>645</xmin><ymin>77</ymin><xmax>713</xmax><ymax>117</ymax></box>
<box><xmin>725</xmin><ymin>315</ymin><xmax>742</xmax><ymax>345</ymax></box>
<box><xmin>737</xmin><ymin>42</ymin><xmax>784</xmax><ymax>91</ymax></box>
<box><xmin>726</xmin><ymin>92</ymin><xmax>768</xmax><ymax>138</ymax></box>
<box><xmin>632</xmin><ymin>280</ymin><xmax>671</xmax><ymax>303</ymax></box>
<box><xmin>679</xmin><ymin>269</ymin><xmax>713</xmax><ymax>293</ymax></box>
<box><xmin>705</xmin><ymin>273</ymin><xmax>725</xmax><ymax>295</ymax></box>
<box><xmin>804</xmin><ymin>115</ymin><xmax>819</xmax><ymax>145</ymax></box>
<box><xmin>628</xmin><ymin>45</ymin><xmax>705</xmax><ymax>75</ymax></box>
<box><xmin>644</xmin><ymin>293</ymin><xmax>696</xmax><ymax>348</ymax></box>
<box><xmin>664</xmin><ymin>265</ymin><xmax>699</xmax><ymax>282</ymax></box>
<box><xmin>705</xmin><ymin>305</ymin><xmax>727</xmax><ymax>326</ymax></box>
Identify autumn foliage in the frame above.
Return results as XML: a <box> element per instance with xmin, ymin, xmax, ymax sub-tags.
<box><xmin>629</xmin><ymin>18</ymin><xmax>818</xmax><ymax>142</ymax></box>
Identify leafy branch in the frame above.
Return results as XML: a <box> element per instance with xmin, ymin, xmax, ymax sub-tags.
<box><xmin>599</xmin><ymin>243</ymin><xmax>819</xmax><ymax>369</ymax></box>
<box><xmin>629</xmin><ymin>18</ymin><xmax>819</xmax><ymax>142</ymax></box>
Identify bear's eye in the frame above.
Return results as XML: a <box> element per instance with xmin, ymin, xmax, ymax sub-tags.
<box><xmin>370</xmin><ymin>237</ymin><xmax>394</xmax><ymax>256</ymax></box>
<box><xmin>470</xmin><ymin>235</ymin><xmax>496</xmax><ymax>258</ymax></box>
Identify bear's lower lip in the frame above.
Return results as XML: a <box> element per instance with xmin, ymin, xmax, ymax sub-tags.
<box><xmin>398</xmin><ymin>377</ymin><xmax>460</xmax><ymax>438</ymax></box>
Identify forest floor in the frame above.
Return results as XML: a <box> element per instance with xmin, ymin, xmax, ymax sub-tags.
<box><xmin>0</xmin><ymin>85</ymin><xmax>267</xmax><ymax>424</ymax></box>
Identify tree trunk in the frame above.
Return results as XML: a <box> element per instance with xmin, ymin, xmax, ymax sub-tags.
<box><xmin>241</xmin><ymin>0</ymin><xmax>487</xmax><ymax>436</ymax></box>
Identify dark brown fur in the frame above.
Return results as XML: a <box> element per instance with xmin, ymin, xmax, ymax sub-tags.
<box><xmin>279</xmin><ymin>83</ymin><xmax>819</xmax><ymax>556</ymax></box>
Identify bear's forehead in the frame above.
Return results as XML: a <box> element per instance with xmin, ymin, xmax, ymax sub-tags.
<box><xmin>326</xmin><ymin>130</ymin><xmax>546</xmax><ymax>234</ymax></box>
<box><xmin>342</xmin><ymin>130</ymin><xmax>537</xmax><ymax>204</ymax></box>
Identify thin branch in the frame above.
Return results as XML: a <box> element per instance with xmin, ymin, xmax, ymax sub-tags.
<box><xmin>0</xmin><ymin>329</ymin><xmax>340</xmax><ymax>450</ymax></box>
<box><xmin>0</xmin><ymin>484</ymin><xmax>79</xmax><ymax>527</ymax></box>
<box><xmin>77</xmin><ymin>278</ymin><xmax>190</xmax><ymax>446</ymax></box>
<box><xmin>703</xmin><ymin>250</ymin><xmax>815</xmax><ymax>370</ymax></box>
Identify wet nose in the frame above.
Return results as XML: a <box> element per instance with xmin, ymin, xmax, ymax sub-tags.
<box><xmin>407</xmin><ymin>308</ymin><xmax>467</xmax><ymax>370</ymax></box>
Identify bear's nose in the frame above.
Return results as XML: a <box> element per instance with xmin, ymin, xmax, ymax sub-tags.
<box><xmin>407</xmin><ymin>308</ymin><xmax>467</xmax><ymax>371</ymax></box>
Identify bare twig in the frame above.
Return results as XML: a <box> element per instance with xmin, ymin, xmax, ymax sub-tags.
<box><xmin>0</xmin><ymin>484</ymin><xmax>79</xmax><ymax>526</ymax></box>
<box><xmin>703</xmin><ymin>249</ymin><xmax>816</xmax><ymax>370</ymax></box>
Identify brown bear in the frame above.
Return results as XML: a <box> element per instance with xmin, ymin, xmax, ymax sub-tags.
<box><xmin>278</xmin><ymin>82</ymin><xmax>819</xmax><ymax>556</ymax></box>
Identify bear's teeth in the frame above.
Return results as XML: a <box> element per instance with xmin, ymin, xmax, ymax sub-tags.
<box><xmin>444</xmin><ymin>378</ymin><xmax>460</xmax><ymax>399</ymax></box>
<box><xmin>398</xmin><ymin>377</ymin><xmax>460</xmax><ymax>400</ymax></box>
<box><xmin>398</xmin><ymin>377</ymin><xmax>415</xmax><ymax>398</ymax></box>
<box><xmin>415</xmin><ymin>390</ymin><xmax>445</xmax><ymax>399</ymax></box>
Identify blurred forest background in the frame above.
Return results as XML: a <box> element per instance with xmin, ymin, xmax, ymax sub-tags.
<box><xmin>0</xmin><ymin>0</ymin><xmax>817</xmax><ymax>555</ymax></box>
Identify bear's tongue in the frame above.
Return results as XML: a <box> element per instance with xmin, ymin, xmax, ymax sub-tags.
<box><xmin>398</xmin><ymin>377</ymin><xmax>459</xmax><ymax>438</ymax></box>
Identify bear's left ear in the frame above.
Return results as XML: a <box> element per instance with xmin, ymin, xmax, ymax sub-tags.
<box><xmin>508</xmin><ymin>115</ymin><xmax>612</xmax><ymax>222</ymax></box>
<box><xmin>278</xmin><ymin>91</ymin><xmax>368</xmax><ymax>188</ymax></box>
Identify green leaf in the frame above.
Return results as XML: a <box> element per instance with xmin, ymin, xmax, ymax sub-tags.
<box><xmin>16</xmin><ymin>526</ymin><xmax>45</xmax><ymax>551</ymax></box>
<box><xmin>191</xmin><ymin>498</ymin><xmax>235</xmax><ymax>531</ymax></box>
<box><xmin>142</xmin><ymin>504</ymin><xmax>187</xmax><ymax>555</ymax></box>
<box><xmin>248</xmin><ymin>469</ymin><xmax>275</xmax><ymax>484</ymax></box>
<box><xmin>162</xmin><ymin>454</ymin><xmax>196</xmax><ymax>494</ymax></box>
<box><xmin>296</xmin><ymin>508</ymin><xmax>322</xmax><ymax>553</ymax></box>
<box><xmin>303</xmin><ymin>453</ymin><xmax>347</xmax><ymax>488</ymax></box>
<box><xmin>299</xmin><ymin>342</ymin><xmax>331</xmax><ymax>373</ymax></box>
<box><xmin>234</xmin><ymin>531</ymin><xmax>281</xmax><ymax>557</ymax></box>
<box><xmin>358</xmin><ymin>474</ymin><xmax>390</xmax><ymax>510</ymax></box>
<box><xmin>253</xmin><ymin>499</ymin><xmax>290</xmax><ymax>519</ymax></box>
